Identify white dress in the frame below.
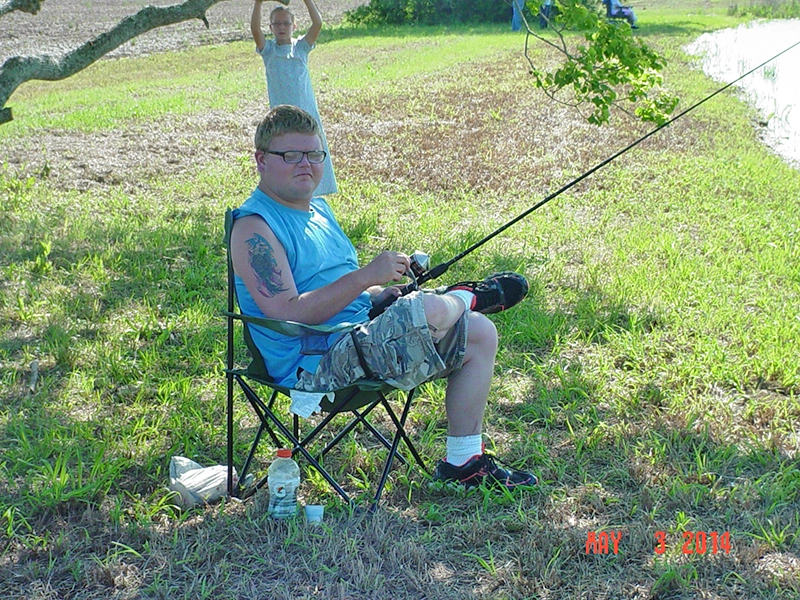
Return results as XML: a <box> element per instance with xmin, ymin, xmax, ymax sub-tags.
<box><xmin>258</xmin><ymin>38</ymin><xmax>338</xmax><ymax>196</ymax></box>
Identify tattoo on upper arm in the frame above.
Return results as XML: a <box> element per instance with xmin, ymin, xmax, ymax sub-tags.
<box><xmin>245</xmin><ymin>233</ymin><xmax>288</xmax><ymax>298</ymax></box>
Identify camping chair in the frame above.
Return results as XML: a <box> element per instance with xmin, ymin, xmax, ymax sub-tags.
<box><xmin>601</xmin><ymin>0</ymin><xmax>634</xmax><ymax>25</ymax></box>
<box><xmin>223</xmin><ymin>209</ymin><xmax>428</xmax><ymax>509</ymax></box>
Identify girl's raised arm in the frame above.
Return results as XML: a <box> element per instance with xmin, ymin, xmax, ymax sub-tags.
<box><xmin>301</xmin><ymin>0</ymin><xmax>323</xmax><ymax>46</ymax></box>
<box><xmin>251</xmin><ymin>0</ymin><xmax>267</xmax><ymax>51</ymax></box>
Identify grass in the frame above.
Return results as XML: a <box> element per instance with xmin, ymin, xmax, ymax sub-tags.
<box><xmin>2</xmin><ymin>2</ymin><xmax>800</xmax><ymax>598</ymax></box>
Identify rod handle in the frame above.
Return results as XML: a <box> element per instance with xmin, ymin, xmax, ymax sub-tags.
<box><xmin>367</xmin><ymin>282</ymin><xmax>416</xmax><ymax>319</ymax></box>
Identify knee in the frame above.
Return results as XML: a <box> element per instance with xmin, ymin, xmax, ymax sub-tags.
<box><xmin>466</xmin><ymin>313</ymin><xmax>498</xmax><ymax>355</ymax></box>
<box><xmin>422</xmin><ymin>294</ymin><xmax>447</xmax><ymax>324</ymax></box>
<box><xmin>422</xmin><ymin>293</ymin><xmax>465</xmax><ymax>334</ymax></box>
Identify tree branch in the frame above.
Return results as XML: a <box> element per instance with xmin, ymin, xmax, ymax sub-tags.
<box><xmin>520</xmin><ymin>0</ymin><xmax>677</xmax><ymax>125</ymax></box>
<box><xmin>0</xmin><ymin>0</ymin><xmax>229</xmax><ymax>124</ymax></box>
<box><xmin>0</xmin><ymin>0</ymin><xmax>44</xmax><ymax>19</ymax></box>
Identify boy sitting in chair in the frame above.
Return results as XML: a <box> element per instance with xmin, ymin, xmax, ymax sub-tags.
<box><xmin>229</xmin><ymin>105</ymin><xmax>537</xmax><ymax>490</ymax></box>
<box><xmin>604</xmin><ymin>0</ymin><xmax>638</xmax><ymax>28</ymax></box>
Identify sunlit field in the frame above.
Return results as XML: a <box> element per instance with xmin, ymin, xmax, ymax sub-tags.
<box><xmin>1</xmin><ymin>2</ymin><xmax>799</xmax><ymax>598</ymax></box>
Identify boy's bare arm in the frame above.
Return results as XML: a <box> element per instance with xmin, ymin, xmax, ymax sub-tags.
<box><xmin>231</xmin><ymin>215</ymin><xmax>409</xmax><ymax>324</ymax></box>
<box><xmin>301</xmin><ymin>0</ymin><xmax>323</xmax><ymax>46</ymax></box>
<box><xmin>251</xmin><ymin>0</ymin><xmax>266</xmax><ymax>51</ymax></box>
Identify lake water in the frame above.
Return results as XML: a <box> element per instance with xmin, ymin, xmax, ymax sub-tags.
<box><xmin>685</xmin><ymin>20</ymin><xmax>800</xmax><ymax>169</ymax></box>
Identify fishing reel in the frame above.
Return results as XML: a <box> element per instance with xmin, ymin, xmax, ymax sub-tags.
<box><xmin>368</xmin><ymin>250</ymin><xmax>430</xmax><ymax>319</ymax></box>
<box><xmin>406</xmin><ymin>250</ymin><xmax>430</xmax><ymax>289</ymax></box>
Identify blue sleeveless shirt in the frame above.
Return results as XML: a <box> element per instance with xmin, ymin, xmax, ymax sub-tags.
<box><xmin>233</xmin><ymin>189</ymin><xmax>371</xmax><ymax>387</ymax></box>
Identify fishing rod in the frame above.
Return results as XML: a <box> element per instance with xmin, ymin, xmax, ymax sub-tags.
<box><xmin>371</xmin><ymin>37</ymin><xmax>800</xmax><ymax>316</ymax></box>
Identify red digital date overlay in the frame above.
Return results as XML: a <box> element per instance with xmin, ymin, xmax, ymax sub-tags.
<box><xmin>584</xmin><ymin>530</ymin><xmax>732</xmax><ymax>555</ymax></box>
<box><xmin>585</xmin><ymin>531</ymin><xmax>623</xmax><ymax>555</ymax></box>
<box><xmin>655</xmin><ymin>531</ymin><xmax>732</xmax><ymax>555</ymax></box>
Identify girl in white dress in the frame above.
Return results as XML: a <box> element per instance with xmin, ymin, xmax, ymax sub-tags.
<box><xmin>251</xmin><ymin>0</ymin><xmax>338</xmax><ymax>195</ymax></box>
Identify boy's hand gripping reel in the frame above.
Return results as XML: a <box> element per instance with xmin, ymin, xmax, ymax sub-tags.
<box><xmin>368</xmin><ymin>251</ymin><xmax>429</xmax><ymax>318</ymax></box>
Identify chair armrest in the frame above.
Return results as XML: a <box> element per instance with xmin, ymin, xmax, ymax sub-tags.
<box><xmin>223</xmin><ymin>311</ymin><xmax>358</xmax><ymax>338</ymax></box>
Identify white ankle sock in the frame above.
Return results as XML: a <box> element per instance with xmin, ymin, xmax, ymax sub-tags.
<box><xmin>446</xmin><ymin>290</ymin><xmax>475</xmax><ymax>312</ymax></box>
<box><xmin>446</xmin><ymin>434</ymin><xmax>483</xmax><ymax>466</ymax></box>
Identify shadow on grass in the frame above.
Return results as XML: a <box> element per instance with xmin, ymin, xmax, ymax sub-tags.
<box><xmin>0</xmin><ymin>201</ymin><xmax>232</xmax><ymax>512</ymax></box>
<box><xmin>625</xmin><ymin>21</ymin><xmax>712</xmax><ymax>37</ymax></box>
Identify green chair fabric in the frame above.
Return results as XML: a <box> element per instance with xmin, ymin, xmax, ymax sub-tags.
<box><xmin>223</xmin><ymin>209</ymin><xmax>427</xmax><ymax>508</ymax></box>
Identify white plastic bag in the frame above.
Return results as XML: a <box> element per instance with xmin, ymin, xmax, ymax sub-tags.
<box><xmin>169</xmin><ymin>456</ymin><xmax>236</xmax><ymax>508</ymax></box>
<box><xmin>289</xmin><ymin>390</ymin><xmax>333</xmax><ymax>418</ymax></box>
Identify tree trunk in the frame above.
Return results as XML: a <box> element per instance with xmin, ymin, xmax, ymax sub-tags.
<box><xmin>0</xmin><ymin>0</ymin><xmax>230</xmax><ymax>124</ymax></box>
<box><xmin>0</xmin><ymin>0</ymin><xmax>44</xmax><ymax>19</ymax></box>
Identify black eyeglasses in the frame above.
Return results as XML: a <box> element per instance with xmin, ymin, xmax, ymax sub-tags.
<box><xmin>266</xmin><ymin>150</ymin><xmax>327</xmax><ymax>164</ymax></box>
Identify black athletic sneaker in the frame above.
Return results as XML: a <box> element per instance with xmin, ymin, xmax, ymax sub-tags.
<box><xmin>444</xmin><ymin>271</ymin><xmax>529</xmax><ymax>314</ymax></box>
<box><xmin>432</xmin><ymin>452</ymin><xmax>537</xmax><ymax>490</ymax></box>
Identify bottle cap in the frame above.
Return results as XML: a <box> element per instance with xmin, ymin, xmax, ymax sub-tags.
<box><xmin>276</xmin><ymin>448</ymin><xmax>292</xmax><ymax>458</ymax></box>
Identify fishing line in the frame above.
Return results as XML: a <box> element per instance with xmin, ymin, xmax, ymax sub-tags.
<box><xmin>417</xmin><ymin>37</ymin><xmax>800</xmax><ymax>286</ymax></box>
<box><xmin>372</xmin><ymin>37</ymin><xmax>800</xmax><ymax>315</ymax></box>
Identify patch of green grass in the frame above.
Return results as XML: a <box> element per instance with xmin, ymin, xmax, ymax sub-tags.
<box><xmin>319</xmin><ymin>26</ymin><xmax>527</xmax><ymax>88</ymax></box>
<box><xmin>2</xmin><ymin>43</ymin><xmax>258</xmax><ymax>135</ymax></box>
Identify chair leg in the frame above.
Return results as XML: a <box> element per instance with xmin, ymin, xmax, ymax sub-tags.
<box><xmin>226</xmin><ymin>371</ymin><xmax>235</xmax><ymax>496</ymax></box>
<box><xmin>311</xmin><ymin>394</ymin><xmax>415</xmax><ymax>468</ymax></box>
<box><xmin>371</xmin><ymin>388</ymin><xmax>419</xmax><ymax>510</ymax></box>
<box><xmin>235</xmin><ymin>422</ymin><xmax>267</xmax><ymax>496</ymax></box>
<box><xmin>317</xmin><ymin>399</ymin><xmax>411</xmax><ymax>467</ymax></box>
<box><xmin>291</xmin><ymin>387</ymin><xmax>363</xmax><ymax>451</ymax></box>
<box><xmin>234</xmin><ymin>374</ymin><xmax>353</xmax><ymax>504</ymax></box>
<box><xmin>231</xmin><ymin>375</ymin><xmax>427</xmax><ymax>508</ymax></box>
<box><xmin>379</xmin><ymin>389</ymin><xmax>428</xmax><ymax>472</ymax></box>
<box><xmin>248</xmin><ymin>388</ymin><xmax>283</xmax><ymax>449</ymax></box>
<box><xmin>230</xmin><ymin>382</ymin><xmax>283</xmax><ymax>497</ymax></box>
<box><xmin>340</xmin><ymin>405</ymin><xmax>411</xmax><ymax>467</ymax></box>
<box><xmin>320</xmin><ymin>400</ymin><xmax>380</xmax><ymax>453</ymax></box>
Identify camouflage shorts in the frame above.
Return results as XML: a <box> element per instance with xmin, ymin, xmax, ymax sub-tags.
<box><xmin>296</xmin><ymin>291</ymin><xmax>468</xmax><ymax>392</ymax></box>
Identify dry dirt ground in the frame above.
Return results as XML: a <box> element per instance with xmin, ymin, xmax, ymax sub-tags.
<box><xmin>1</xmin><ymin>0</ymin><xmax>368</xmax><ymax>193</ymax></box>
<box><xmin>1</xmin><ymin>0</ymin><xmax>366</xmax><ymax>62</ymax></box>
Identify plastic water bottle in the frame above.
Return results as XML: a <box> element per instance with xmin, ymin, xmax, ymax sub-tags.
<box><xmin>267</xmin><ymin>448</ymin><xmax>300</xmax><ymax>519</ymax></box>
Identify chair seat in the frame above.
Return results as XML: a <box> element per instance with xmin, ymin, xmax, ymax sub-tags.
<box><xmin>228</xmin><ymin>364</ymin><xmax>392</xmax><ymax>412</ymax></box>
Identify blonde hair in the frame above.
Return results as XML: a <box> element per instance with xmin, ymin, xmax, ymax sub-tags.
<box><xmin>254</xmin><ymin>105</ymin><xmax>321</xmax><ymax>151</ymax></box>
<box><xmin>269</xmin><ymin>6</ymin><xmax>295</xmax><ymax>22</ymax></box>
